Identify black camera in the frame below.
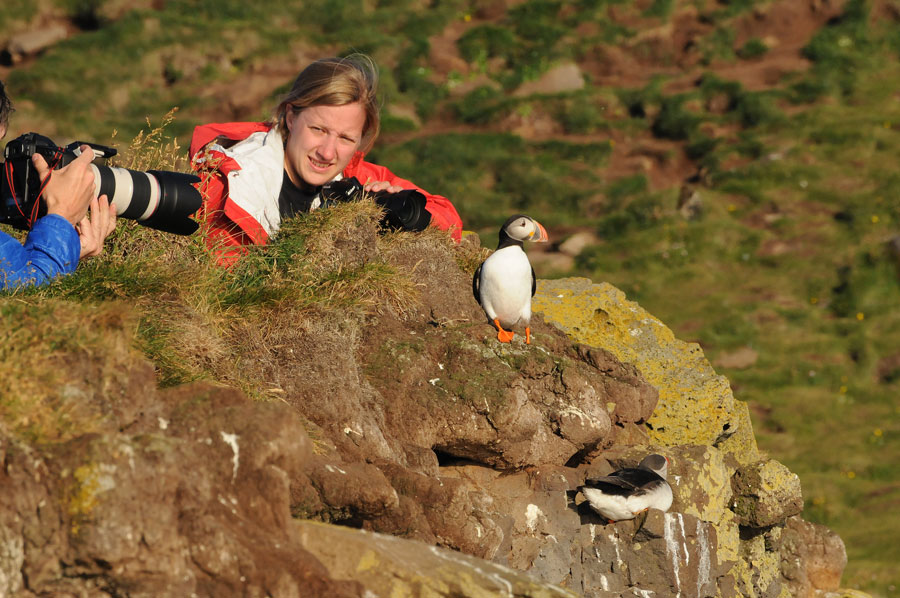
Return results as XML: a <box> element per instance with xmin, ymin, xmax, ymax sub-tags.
<box><xmin>1</xmin><ymin>132</ymin><xmax>202</xmax><ymax>235</ymax></box>
<box><xmin>322</xmin><ymin>176</ymin><xmax>430</xmax><ymax>232</ymax></box>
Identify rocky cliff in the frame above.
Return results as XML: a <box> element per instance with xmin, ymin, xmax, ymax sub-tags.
<box><xmin>0</xmin><ymin>221</ymin><xmax>850</xmax><ymax>598</ymax></box>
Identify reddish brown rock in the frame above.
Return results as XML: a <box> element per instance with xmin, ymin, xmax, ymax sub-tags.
<box><xmin>781</xmin><ymin>516</ymin><xmax>848</xmax><ymax>598</ymax></box>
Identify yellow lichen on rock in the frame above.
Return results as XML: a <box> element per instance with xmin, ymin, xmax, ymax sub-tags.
<box><xmin>534</xmin><ymin>278</ymin><xmax>759</xmax><ymax>464</ymax></box>
<box><xmin>67</xmin><ymin>462</ymin><xmax>117</xmax><ymax>536</ymax></box>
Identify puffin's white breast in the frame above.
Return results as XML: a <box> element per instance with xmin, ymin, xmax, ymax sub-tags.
<box><xmin>581</xmin><ymin>482</ymin><xmax>673</xmax><ymax>521</ymax></box>
<box><xmin>581</xmin><ymin>489</ymin><xmax>634</xmax><ymax>521</ymax></box>
<box><xmin>478</xmin><ymin>246</ymin><xmax>533</xmax><ymax>328</ymax></box>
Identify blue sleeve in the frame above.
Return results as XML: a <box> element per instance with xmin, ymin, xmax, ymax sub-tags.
<box><xmin>1</xmin><ymin>214</ymin><xmax>81</xmax><ymax>291</ymax></box>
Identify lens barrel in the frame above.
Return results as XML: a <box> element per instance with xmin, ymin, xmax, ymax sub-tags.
<box><xmin>374</xmin><ymin>189</ymin><xmax>430</xmax><ymax>232</ymax></box>
<box><xmin>91</xmin><ymin>165</ymin><xmax>202</xmax><ymax>235</ymax></box>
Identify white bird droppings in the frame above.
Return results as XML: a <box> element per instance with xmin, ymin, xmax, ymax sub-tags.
<box><xmin>697</xmin><ymin>519</ymin><xmax>711</xmax><ymax>596</ymax></box>
<box><xmin>664</xmin><ymin>512</ymin><xmax>687</xmax><ymax>598</ymax></box>
<box><xmin>525</xmin><ymin>504</ymin><xmax>544</xmax><ymax>534</ymax></box>
<box><xmin>220</xmin><ymin>432</ymin><xmax>239</xmax><ymax>482</ymax></box>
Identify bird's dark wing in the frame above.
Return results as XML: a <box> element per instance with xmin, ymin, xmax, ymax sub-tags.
<box><xmin>473</xmin><ymin>263</ymin><xmax>483</xmax><ymax>304</ymax></box>
<box><xmin>583</xmin><ymin>468</ymin><xmax>664</xmax><ymax>496</ymax></box>
<box><xmin>531</xmin><ymin>265</ymin><xmax>536</xmax><ymax>297</ymax></box>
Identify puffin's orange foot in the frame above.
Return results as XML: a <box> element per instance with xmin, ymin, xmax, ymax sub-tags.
<box><xmin>493</xmin><ymin>319</ymin><xmax>515</xmax><ymax>343</ymax></box>
<box><xmin>496</xmin><ymin>329</ymin><xmax>515</xmax><ymax>343</ymax></box>
<box><xmin>525</xmin><ymin>327</ymin><xmax>532</xmax><ymax>345</ymax></box>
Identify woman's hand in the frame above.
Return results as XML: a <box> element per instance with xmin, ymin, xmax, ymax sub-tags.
<box><xmin>363</xmin><ymin>180</ymin><xmax>404</xmax><ymax>195</ymax></box>
<box><xmin>77</xmin><ymin>195</ymin><xmax>117</xmax><ymax>259</ymax></box>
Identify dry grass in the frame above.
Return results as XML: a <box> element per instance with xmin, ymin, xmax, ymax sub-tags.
<box><xmin>112</xmin><ymin>108</ymin><xmax>189</xmax><ymax>172</ymax></box>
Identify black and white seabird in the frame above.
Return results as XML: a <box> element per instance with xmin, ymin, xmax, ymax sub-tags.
<box><xmin>579</xmin><ymin>454</ymin><xmax>673</xmax><ymax>522</ymax></box>
<box><xmin>473</xmin><ymin>214</ymin><xmax>549</xmax><ymax>344</ymax></box>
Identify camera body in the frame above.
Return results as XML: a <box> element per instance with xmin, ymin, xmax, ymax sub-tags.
<box><xmin>2</xmin><ymin>132</ymin><xmax>202</xmax><ymax>235</ymax></box>
<box><xmin>322</xmin><ymin>176</ymin><xmax>430</xmax><ymax>232</ymax></box>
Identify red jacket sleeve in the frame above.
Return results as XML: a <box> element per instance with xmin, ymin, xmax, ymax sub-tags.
<box><xmin>345</xmin><ymin>154</ymin><xmax>463</xmax><ymax>243</ymax></box>
<box><xmin>189</xmin><ymin>122</ymin><xmax>273</xmax><ymax>267</ymax></box>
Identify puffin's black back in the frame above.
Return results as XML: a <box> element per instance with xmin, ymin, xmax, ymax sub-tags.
<box><xmin>582</xmin><ymin>467</ymin><xmax>665</xmax><ymax>496</ymax></box>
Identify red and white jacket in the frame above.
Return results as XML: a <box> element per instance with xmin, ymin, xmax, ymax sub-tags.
<box><xmin>189</xmin><ymin>121</ymin><xmax>462</xmax><ymax>266</ymax></box>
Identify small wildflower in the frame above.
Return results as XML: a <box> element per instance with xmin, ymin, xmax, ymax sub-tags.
<box><xmin>840</xmin><ymin>385</ymin><xmax>848</xmax><ymax>394</ymax></box>
<box><xmin>846</xmin><ymin>470</ymin><xmax>856</xmax><ymax>479</ymax></box>
<box><xmin>810</xmin><ymin>297</ymin><xmax>818</xmax><ymax>305</ymax></box>
<box><xmin>871</xmin><ymin>215</ymin><xmax>880</xmax><ymax>224</ymax></box>
<box><xmin>856</xmin><ymin>312</ymin><xmax>865</xmax><ymax>321</ymax></box>
<box><xmin>727</xmin><ymin>204</ymin><xmax>737</xmax><ymax>212</ymax></box>
<box><xmin>463</xmin><ymin>13</ymin><xmax>471</xmax><ymax>22</ymax></box>
<box><xmin>874</xmin><ymin>428</ymin><xmax>883</xmax><ymax>437</ymax></box>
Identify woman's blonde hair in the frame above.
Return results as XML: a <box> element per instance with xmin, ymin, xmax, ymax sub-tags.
<box><xmin>272</xmin><ymin>54</ymin><xmax>380</xmax><ymax>153</ymax></box>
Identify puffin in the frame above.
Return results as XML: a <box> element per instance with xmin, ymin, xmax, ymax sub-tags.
<box><xmin>579</xmin><ymin>454</ymin><xmax>673</xmax><ymax>523</ymax></box>
<box><xmin>473</xmin><ymin>214</ymin><xmax>549</xmax><ymax>344</ymax></box>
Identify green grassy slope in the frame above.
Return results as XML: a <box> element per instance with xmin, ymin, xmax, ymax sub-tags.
<box><xmin>588</xmin><ymin>62</ymin><xmax>900</xmax><ymax>594</ymax></box>
<box><xmin>2</xmin><ymin>0</ymin><xmax>899</xmax><ymax>594</ymax></box>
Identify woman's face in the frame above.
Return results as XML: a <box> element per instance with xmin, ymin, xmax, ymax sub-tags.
<box><xmin>284</xmin><ymin>103</ymin><xmax>366</xmax><ymax>189</ymax></box>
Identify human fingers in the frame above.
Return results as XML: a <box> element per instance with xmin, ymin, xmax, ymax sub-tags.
<box><xmin>44</xmin><ymin>146</ymin><xmax>98</xmax><ymax>225</ymax></box>
<box><xmin>31</xmin><ymin>152</ymin><xmax>51</xmax><ymax>179</ymax></box>
<box><xmin>78</xmin><ymin>197</ymin><xmax>103</xmax><ymax>258</ymax></box>
<box><xmin>98</xmin><ymin>195</ymin><xmax>117</xmax><ymax>241</ymax></box>
<box><xmin>364</xmin><ymin>181</ymin><xmax>404</xmax><ymax>194</ymax></box>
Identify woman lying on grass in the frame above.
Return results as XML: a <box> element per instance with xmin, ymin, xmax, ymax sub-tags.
<box><xmin>189</xmin><ymin>54</ymin><xmax>463</xmax><ymax>266</ymax></box>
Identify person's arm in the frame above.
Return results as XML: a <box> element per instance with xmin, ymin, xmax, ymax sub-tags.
<box><xmin>191</xmin><ymin>150</ymin><xmax>254</xmax><ymax>267</ymax></box>
<box><xmin>1</xmin><ymin>215</ymin><xmax>81</xmax><ymax>291</ymax></box>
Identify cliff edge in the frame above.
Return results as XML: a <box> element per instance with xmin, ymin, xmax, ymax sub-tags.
<box><xmin>0</xmin><ymin>216</ymin><xmax>853</xmax><ymax>598</ymax></box>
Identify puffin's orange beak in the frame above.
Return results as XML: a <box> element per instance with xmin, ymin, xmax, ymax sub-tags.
<box><xmin>530</xmin><ymin>221</ymin><xmax>549</xmax><ymax>243</ymax></box>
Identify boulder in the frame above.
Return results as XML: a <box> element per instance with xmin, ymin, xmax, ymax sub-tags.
<box><xmin>5</xmin><ymin>26</ymin><xmax>67</xmax><ymax>63</ymax></box>
<box><xmin>732</xmin><ymin>459</ymin><xmax>804</xmax><ymax>528</ymax></box>
<box><xmin>296</xmin><ymin>520</ymin><xmax>578</xmax><ymax>598</ymax></box>
<box><xmin>781</xmin><ymin>516</ymin><xmax>848</xmax><ymax>598</ymax></box>
<box><xmin>533</xmin><ymin>278</ymin><xmax>760</xmax><ymax>465</ymax></box>
<box><xmin>513</xmin><ymin>62</ymin><xmax>585</xmax><ymax>97</ymax></box>
<box><xmin>0</xmin><ymin>379</ymin><xmax>362</xmax><ymax>598</ymax></box>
